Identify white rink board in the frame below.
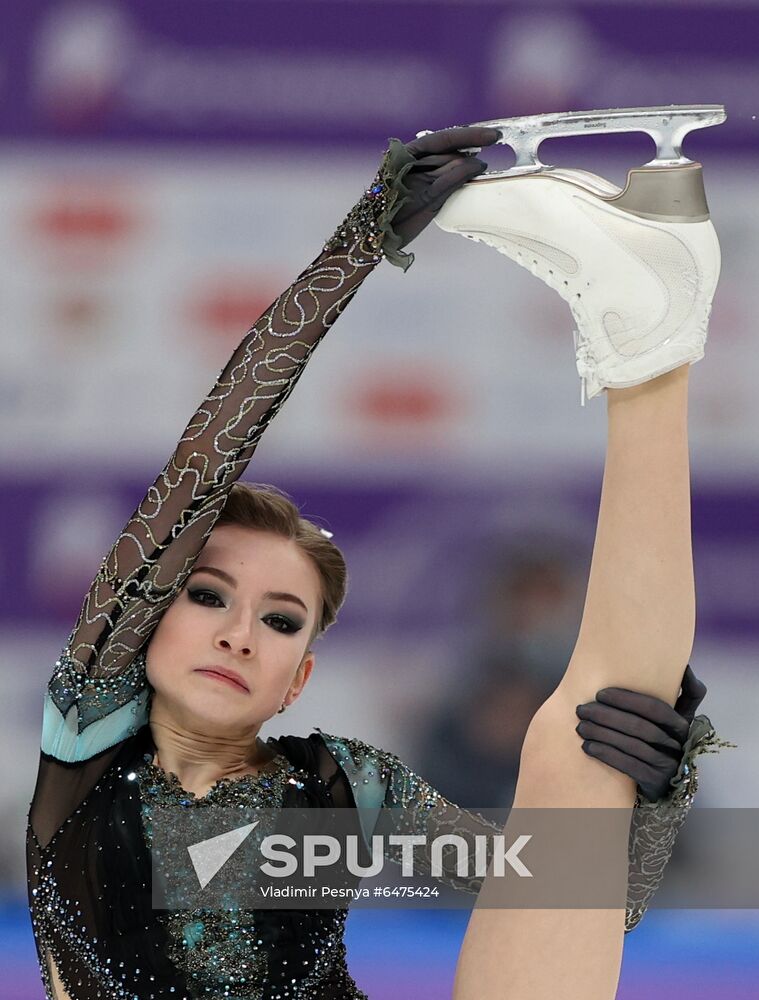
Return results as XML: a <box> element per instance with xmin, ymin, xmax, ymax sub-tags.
<box><xmin>0</xmin><ymin>149</ymin><xmax>755</xmax><ymax>478</ymax></box>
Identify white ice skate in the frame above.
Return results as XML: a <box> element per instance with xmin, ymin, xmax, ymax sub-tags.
<box><xmin>431</xmin><ymin>106</ymin><xmax>726</xmax><ymax>403</ymax></box>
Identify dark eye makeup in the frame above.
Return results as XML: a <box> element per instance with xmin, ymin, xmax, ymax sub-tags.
<box><xmin>187</xmin><ymin>588</ymin><xmax>224</xmax><ymax>608</ymax></box>
<box><xmin>186</xmin><ymin>588</ymin><xmax>303</xmax><ymax>634</ymax></box>
<box><xmin>265</xmin><ymin>614</ymin><xmax>302</xmax><ymax>634</ymax></box>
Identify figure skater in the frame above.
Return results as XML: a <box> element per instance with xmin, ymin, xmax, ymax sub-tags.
<box><xmin>26</xmin><ymin>124</ymin><xmax>721</xmax><ymax>1000</ymax></box>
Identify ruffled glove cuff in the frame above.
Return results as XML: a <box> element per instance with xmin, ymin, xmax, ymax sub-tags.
<box><xmin>323</xmin><ymin>139</ymin><xmax>418</xmax><ymax>272</ymax></box>
<box><xmin>624</xmin><ymin>714</ymin><xmax>736</xmax><ymax>932</ymax></box>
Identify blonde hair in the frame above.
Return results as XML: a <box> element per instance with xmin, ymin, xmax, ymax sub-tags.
<box><xmin>214</xmin><ymin>482</ymin><xmax>348</xmax><ymax>644</ymax></box>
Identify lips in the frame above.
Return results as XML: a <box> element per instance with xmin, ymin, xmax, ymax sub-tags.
<box><xmin>195</xmin><ymin>666</ymin><xmax>250</xmax><ymax>692</ymax></box>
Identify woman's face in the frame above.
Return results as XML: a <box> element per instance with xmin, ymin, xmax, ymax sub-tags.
<box><xmin>146</xmin><ymin>524</ymin><xmax>322</xmax><ymax>737</ymax></box>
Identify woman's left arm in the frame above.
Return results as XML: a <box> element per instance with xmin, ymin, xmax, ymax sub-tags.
<box><xmin>319</xmin><ymin>696</ymin><xmax>729</xmax><ymax>934</ymax></box>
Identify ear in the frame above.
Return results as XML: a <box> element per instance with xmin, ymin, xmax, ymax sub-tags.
<box><xmin>285</xmin><ymin>651</ymin><xmax>315</xmax><ymax>707</ymax></box>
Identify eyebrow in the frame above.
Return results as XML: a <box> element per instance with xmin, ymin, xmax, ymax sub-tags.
<box><xmin>188</xmin><ymin>565</ymin><xmax>309</xmax><ymax>613</ymax></box>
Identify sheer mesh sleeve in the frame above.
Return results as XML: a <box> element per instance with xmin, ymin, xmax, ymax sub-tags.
<box><xmin>624</xmin><ymin>714</ymin><xmax>735</xmax><ymax>931</ymax></box>
<box><xmin>317</xmin><ymin>730</ymin><xmax>719</xmax><ymax>932</ymax></box>
<box><xmin>53</xmin><ymin>136</ymin><xmax>424</xmax><ymax>689</ymax></box>
<box><xmin>40</xmin><ymin>237</ymin><xmax>383</xmax><ymax>771</ymax></box>
<box><xmin>83</xmin><ymin>236</ymin><xmax>394</xmax><ymax>680</ymax></box>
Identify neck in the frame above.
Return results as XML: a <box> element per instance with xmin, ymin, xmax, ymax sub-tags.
<box><xmin>148</xmin><ymin>703</ymin><xmax>277</xmax><ymax>793</ymax></box>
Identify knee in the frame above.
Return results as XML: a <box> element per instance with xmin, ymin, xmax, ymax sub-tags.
<box><xmin>515</xmin><ymin>687</ymin><xmax>636</xmax><ymax>808</ymax></box>
<box><xmin>516</xmin><ymin>690</ymin><xmax>578</xmax><ymax>785</ymax></box>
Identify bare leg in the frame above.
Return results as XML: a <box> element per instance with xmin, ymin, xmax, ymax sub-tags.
<box><xmin>453</xmin><ymin>365</ymin><xmax>694</xmax><ymax>999</ymax></box>
<box><xmin>47</xmin><ymin>952</ymin><xmax>74</xmax><ymax>1000</ymax></box>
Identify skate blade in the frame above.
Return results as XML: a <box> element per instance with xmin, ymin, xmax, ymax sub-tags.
<box><xmin>462</xmin><ymin>104</ymin><xmax>726</xmax><ymax>176</ymax></box>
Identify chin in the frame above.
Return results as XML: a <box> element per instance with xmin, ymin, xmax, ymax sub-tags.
<box><xmin>161</xmin><ymin>685</ymin><xmax>251</xmax><ymax>728</ymax></box>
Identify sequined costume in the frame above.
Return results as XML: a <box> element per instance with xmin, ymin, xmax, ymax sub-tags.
<box><xmin>26</xmin><ymin>141</ymin><xmax>724</xmax><ymax>1000</ymax></box>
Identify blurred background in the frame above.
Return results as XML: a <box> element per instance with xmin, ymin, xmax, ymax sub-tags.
<box><xmin>1</xmin><ymin>1</ymin><xmax>758</xmax><ymax>997</ymax></box>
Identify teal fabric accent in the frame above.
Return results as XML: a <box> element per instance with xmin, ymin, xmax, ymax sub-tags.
<box><xmin>320</xmin><ymin>734</ymin><xmax>388</xmax><ymax>851</ymax></box>
<box><xmin>183</xmin><ymin>920</ymin><xmax>205</xmax><ymax>949</ymax></box>
<box><xmin>41</xmin><ymin>688</ymin><xmax>150</xmax><ymax>762</ymax></box>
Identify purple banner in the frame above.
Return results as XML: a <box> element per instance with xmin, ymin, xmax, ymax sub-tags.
<box><xmin>0</xmin><ymin>1</ymin><xmax>756</xmax><ymax>155</ymax></box>
<box><xmin>2</xmin><ymin>469</ymin><xmax>758</xmax><ymax>641</ymax></box>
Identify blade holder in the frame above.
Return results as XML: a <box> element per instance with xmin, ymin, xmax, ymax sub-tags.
<box><xmin>465</xmin><ymin>105</ymin><xmax>727</xmax><ymax>174</ymax></box>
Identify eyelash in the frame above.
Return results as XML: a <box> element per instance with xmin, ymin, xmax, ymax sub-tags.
<box><xmin>186</xmin><ymin>589</ymin><xmax>302</xmax><ymax>634</ymax></box>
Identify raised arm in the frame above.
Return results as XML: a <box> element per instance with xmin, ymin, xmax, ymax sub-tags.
<box><xmin>67</xmin><ymin>242</ymin><xmax>379</xmax><ymax>679</ymax></box>
<box><xmin>42</xmin><ymin>128</ymin><xmax>499</xmax><ymax>764</ymax></box>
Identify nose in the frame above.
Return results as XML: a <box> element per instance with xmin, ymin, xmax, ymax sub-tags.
<box><xmin>214</xmin><ymin>611</ymin><xmax>257</xmax><ymax>657</ymax></box>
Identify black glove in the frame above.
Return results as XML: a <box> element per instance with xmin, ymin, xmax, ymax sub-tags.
<box><xmin>390</xmin><ymin>126</ymin><xmax>500</xmax><ymax>248</ymax></box>
<box><xmin>324</xmin><ymin>126</ymin><xmax>500</xmax><ymax>270</ymax></box>
<box><xmin>575</xmin><ymin>664</ymin><xmax>708</xmax><ymax>802</ymax></box>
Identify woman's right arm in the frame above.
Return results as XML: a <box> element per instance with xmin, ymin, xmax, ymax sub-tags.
<box><xmin>41</xmin><ymin>128</ymin><xmax>499</xmax><ymax>766</ymax></box>
<box><xmin>44</xmin><ymin>234</ymin><xmax>383</xmax><ymax>762</ymax></box>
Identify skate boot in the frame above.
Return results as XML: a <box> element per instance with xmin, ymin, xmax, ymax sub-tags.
<box><xmin>432</xmin><ymin>106</ymin><xmax>726</xmax><ymax>403</ymax></box>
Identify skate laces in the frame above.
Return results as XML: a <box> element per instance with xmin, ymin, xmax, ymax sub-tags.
<box><xmin>572</xmin><ymin>318</ymin><xmax>595</xmax><ymax>407</ymax></box>
<box><xmin>514</xmin><ymin>248</ymin><xmax>596</xmax><ymax>403</ymax></box>
<box><xmin>515</xmin><ymin>249</ymin><xmax>563</xmax><ymax>293</ymax></box>
<box><xmin>464</xmin><ymin>219</ymin><xmax>714</xmax><ymax>406</ymax></box>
